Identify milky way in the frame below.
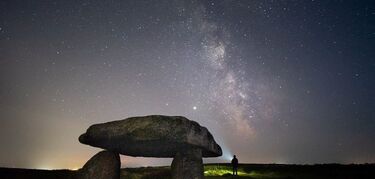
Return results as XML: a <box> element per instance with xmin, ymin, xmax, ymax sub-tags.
<box><xmin>1</xmin><ymin>0</ymin><xmax>374</xmax><ymax>169</ymax></box>
<box><xmin>184</xmin><ymin>3</ymin><xmax>256</xmax><ymax>137</ymax></box>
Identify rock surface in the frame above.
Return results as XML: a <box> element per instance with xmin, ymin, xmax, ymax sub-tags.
<box><xmin>171</xmin><ymin>148</ymin><xmax>204</xmax><ymax>179</ymax></box>
<box><xmin>78</xmin><ymin>150</ymin><xmax>120</xmax><ymax>179</ymax></box>
<box><xmin>79</xmin><ymin>115</ymin><xmax>222</xmax><ymax>157</ymax></box>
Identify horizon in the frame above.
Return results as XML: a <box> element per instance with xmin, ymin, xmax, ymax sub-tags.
<box><xmin>2</xmin><ymin>161</ymin><xmax>375</xmax><ymax>171</ymax></box>
<box><xmin>1</xmin><ymin>0</ymin><xmax>374</xmax><ymax>170</ymax></box>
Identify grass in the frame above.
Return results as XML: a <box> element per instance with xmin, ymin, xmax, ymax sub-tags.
<box><xmin>1</xmin><ymin>163</ymin><xmax>374</xmax><ymax>179</ymax></box>
<box><xmin>203</xmin><ymin>163</ymin><xmax>375</xmax><ymax>179</ymax></box>
<box><xmin>121</xmin><ymin>166</ymin><xmax>170</xmax><ymax>179</ymax></box>
<box><xmin>204</xmin><ymin>164</ymin><xmax>288</xmax><ymax>178</ymax></box>
<box><xmin>204</xmin><ymin>164</ymin><xmax>250</xmax><ymax>177</ymax></box>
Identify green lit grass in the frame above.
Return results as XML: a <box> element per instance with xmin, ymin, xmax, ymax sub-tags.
<box><xmin>204</xmin><ymin>164</ymin><xmax>284</xmax><ymax>178</ymax></box>
<box><xmin>204</xmin><ymin>164</ymin><xmax>250</xmax><ymax>176</ymax></box>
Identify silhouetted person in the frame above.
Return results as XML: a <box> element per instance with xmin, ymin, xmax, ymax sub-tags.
<box><xmin>231</xmin><ymin>155</ymin><xmax>238</xmax><ymax>176</ymax></box>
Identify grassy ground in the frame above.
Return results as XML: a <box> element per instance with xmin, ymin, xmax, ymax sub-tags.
<box><xmin>120</xmin><ymin>163</ymin><xmax>375</xmax><ymax>179</ymax></box>
<box><xmin>1</xmin><ymin>163</ymin><xmax>375</xmax><ymax>179</ymax></box>
<box><xmin>204</xmin><ymin>164</ymin><xmax>279</xmax><ymax>178</ymax></box>
<box><xmin>121</xmin><ymin>166</ymin><xmax>170</xmax><ymax>179</ymax></box>
<box><xmin>0</xmin><ymin>167</ymin><xmax>76</xmax><ymax>179</ymax></box>
<box><xmin>203</xmin><ymin>163</ymin><xmax>375</xmax><ymax>179</ymax></box>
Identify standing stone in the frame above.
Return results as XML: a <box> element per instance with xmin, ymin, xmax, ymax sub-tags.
<box><xmin>78</xmin><ymin>150</ymin><xmax>120</xmax><ymax>179</ymax></box>
<box><xmin>171</xmin><ymin>148</ymin><xmax>204</xmax><ymax>179</ymax></box>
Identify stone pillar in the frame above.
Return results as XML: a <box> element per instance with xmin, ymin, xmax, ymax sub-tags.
<box><xmin>171</xmin><ymin>148</ymin><xmax>203</xmax><ymax>179</ymax></box>
<box><xmin>78</xmin><ymin>150</ymin><xmax>120</xmax><ymax>179</ymax></box>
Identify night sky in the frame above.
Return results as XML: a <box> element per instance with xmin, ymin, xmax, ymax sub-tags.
<box><xmin>1</xmin><ymin>0</ymin><xmax>375</xmax><ymax>169</ymax></box>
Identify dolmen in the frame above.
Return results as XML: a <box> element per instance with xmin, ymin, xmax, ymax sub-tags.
<box><xmin>78</xmin><ymin>115</ymin><xmax>222</xmax><ymax>179</ymax></box>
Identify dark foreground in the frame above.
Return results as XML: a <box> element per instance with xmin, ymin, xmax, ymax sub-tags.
<box><xmin>1</xmin><ymin>163</ymin><xmax>374</xmax><ymax>179</ymax></box>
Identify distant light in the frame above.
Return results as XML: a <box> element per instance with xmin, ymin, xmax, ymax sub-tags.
<box><xmin>193</xmin><ymin>106</ymin><xmax>197</xmax><ymax>110</ymax></box>
<box><xmin>219</xmin><ymin>145</ymin><xmax>234</xmax><ymax>161</ymax></box>
<box><xmin>223</xmin><ymin>152</ymin><xmax>233</xmax><ymax>161</ymax></box>
<box><xmin>36</xmin><ymin>166</ymin><xmax>53</xmax><ymax>170</ymax></box>
<box><xmin>71</xmin><ymin>167</ymin><xmax>80</xmax><ymax>171</ymax></box>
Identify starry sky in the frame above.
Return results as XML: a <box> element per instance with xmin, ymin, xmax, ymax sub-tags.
<box><xmin>1</xmin><ymin>0</ymin><xmax>375</xmax><ymax>169</ymax></box>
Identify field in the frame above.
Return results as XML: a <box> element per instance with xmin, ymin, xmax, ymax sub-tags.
<box><xmin>1</xmin><ymin>163</ymin><xmax>374</xmax><ymax>179</ymax></box>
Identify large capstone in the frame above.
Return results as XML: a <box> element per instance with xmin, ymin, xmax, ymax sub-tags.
<box><xmin>78</xmin><ymin>150</ymin><xmax>120</xmax><ymax>179</ymax></box>
<box><xmin>79</xmin><ymin>115</ymin><xmax>222</xmax><ymax>157</ymax></box>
